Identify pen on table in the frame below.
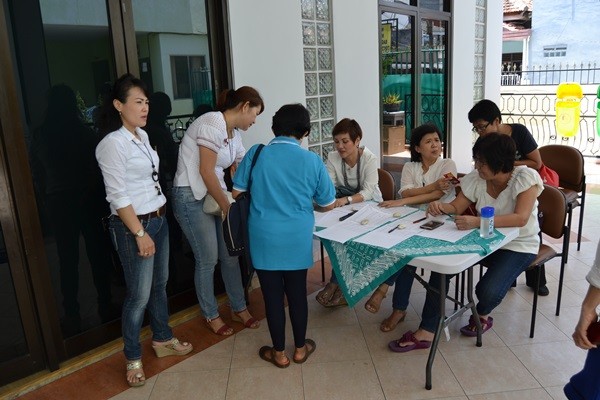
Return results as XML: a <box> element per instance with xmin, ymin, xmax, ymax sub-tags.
<box><xmin>388</xmin><ymin>224</ymin><xmax>401</xmax><ymax>233</ymax></box>
<box><xmin>412</xmin><ymin>216</ymin><xmax>427</xmax><ymax>224</ymax></box>
<box><xmin>442</xmin><ymin>211</ymin><xmax>455</xmax><ymax>220</ymax></box>
<box><xmin>339</xmin><ymin>209</ymin><xmax>358</xmax><ymax>221</ymax></box>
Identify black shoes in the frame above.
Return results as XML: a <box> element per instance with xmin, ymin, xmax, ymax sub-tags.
<box><xmin>527</xmin><ymin>283</ymin><xmax>550</xmax><ymax>296</ymax></box>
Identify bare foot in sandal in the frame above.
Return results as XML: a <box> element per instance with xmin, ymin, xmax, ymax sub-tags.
<box><xmin>125</xmin><ymin>359</ymin><xmax>145</xmax><ymax>387</ymax></box>
<box><xmin>365</xmin><ymin>284</ymin><xmax>389</xmax><ymax>313</ymax></box>
<box><xmin>380</xmin><ymin>309</ymin><xmax>406</xmax><ymax>332</ymax></box>
<box><xmin>205</xmin><ymin>316</ymin><xmax>234</xmax><ymax>336</ymax></box>
<box><xmin>316</xmin><ymin>282</ymin><xmax>338</xmax><ymax>307</ymax></box>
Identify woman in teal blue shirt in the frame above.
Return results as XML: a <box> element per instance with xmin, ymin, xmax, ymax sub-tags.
<box><xmin>233</xmin><ymin>103</ymin><xmax>335</xmax><ymax>368</ymax></box>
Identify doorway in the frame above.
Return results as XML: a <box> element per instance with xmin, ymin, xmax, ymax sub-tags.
<box><xmin>0</xmin><ymin>0</ymin><xmax>229</xmax><ymax>385</ymax></box>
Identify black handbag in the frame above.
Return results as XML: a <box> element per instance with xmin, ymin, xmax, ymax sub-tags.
<box><xmin>222</xmin><ymin>144</ymin><xmax>264</xmax><ymax>257</ymax></box>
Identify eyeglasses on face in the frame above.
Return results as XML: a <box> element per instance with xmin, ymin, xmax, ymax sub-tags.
<box><xmin>471</xmin><ymin>122</ymin><xmax>491</xmax><ymax>133</ymax></box>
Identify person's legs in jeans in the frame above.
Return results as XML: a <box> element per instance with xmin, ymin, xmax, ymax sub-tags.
<box><xmin>419</xmin><ymin>272</ymin><xmax>453</xmax><ymax>334</ymax></box>
<box><xmin>215</xmin><ymin>220</ymin><xmax>247</xmax><ymax>313</ymax></box>
<box><xmin>143</xmin><ymin>216</ymin><xmax>173</xmax><ymax>343</ymax></box>
<box><xmin>391</xmin><ymin>265</ymin><xmax>416</xmax><ymax>310</ymax></box>
<box><xmin>172</xmin><ymin>187</ymin><xmax>224</xmax><ymax>320</ymax></box>
<box><xmin>475</xmin><ymin>250</ymin><xmax>536</xmax><ymax>316</ymax></box>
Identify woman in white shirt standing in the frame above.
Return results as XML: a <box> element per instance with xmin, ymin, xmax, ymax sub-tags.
<box><xmin>96</xmin><ymin>74</ymin><xmax>192</xmax><ymax>388</ymax></box>
<box><xmin>364</xmin><ymin>124</ymin><xmax>457</xmax><ymax>332</ymax></box>
<box><xmin>315</xmin><ymin>118</ymin><xmax>383</xmax><ymax>307</ymax></box>
<box><xmin>172</xmin><ymin>87</ymin><xmax>263</xmax><ymax>336</ymax></box>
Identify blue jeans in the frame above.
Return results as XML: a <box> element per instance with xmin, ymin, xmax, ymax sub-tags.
<box><xmin>108</xmin><ymin>214</ymin><xmax>172</xmax><ymax>360</ymax></box>
<box><xmin>419</xmin><ymin>249</ymin><xmax>535</xmax><ymax>333</ymax></box>
<box><xmin>171</xmin><ymin>186</ymin><xmax>246</xmax><ymax>319</ymax></box>
<box><xmin>385</xmin><ymin>265</ymin><xmax>416</xmax><ymax>311</ymax></box>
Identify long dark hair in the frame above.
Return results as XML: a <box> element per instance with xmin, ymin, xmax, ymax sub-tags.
<box><xmin>215</xmin><ymin>86</ymin><xmax>264</xmax><ymax>114</ymax></box>
<box><xmin>95</xmin><ymin>73</ymin><xmax>149</xmax><ymax>136</ymax></box>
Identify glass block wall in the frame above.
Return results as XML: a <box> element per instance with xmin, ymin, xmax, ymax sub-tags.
<box><xmin>473</xmin><ymin>0</ymin><xmax>486</xmax><ymax>103</ymax></box>
<box><xmin>301</xmin><ymin>0</ymin><xmax>336</xmax><ymax>161</ymax></box>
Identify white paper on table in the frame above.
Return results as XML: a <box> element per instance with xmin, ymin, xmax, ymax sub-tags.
<box><xmin>354</xmin><ymin>216</ymin><xmax>424</xmax><ymax>248</ymax></box>
<box><xmin>314</xmin><ymin>202</ymin><xmax>371</xmax><ymax>228</ymax></box>
<box><xmin>376</xmin><ymin>205</ymin><xmax>420</xmax><ymax>219</ymax></box>
<box><xmin>413</xmin><ymin>217</ymin><xmax>474</xmax><ymax>243</ymax></box>
<box><xmin>313</xmin><ymin>204</ymin><xmax>395</xmax><ymax>243</ymax></box>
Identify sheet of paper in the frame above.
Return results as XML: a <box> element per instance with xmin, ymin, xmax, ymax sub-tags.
<box><xmin>314</xmin><ymin>202</ymin><xmax>371</xmax><ymax>228</ymax></box>
<box><xmin>354</xmin><ymin>216</ymin><xmax>424</xmax><ymax>248</ymax></box>
<box><xmin>413</xmin><ymin>217</ymin><xmax>474</xmax><ymax>242</ymax></box>
<box><xmin>313</xmin><ymin>204</ymin><xmax>395</xmax><ymax>243</ymax></box>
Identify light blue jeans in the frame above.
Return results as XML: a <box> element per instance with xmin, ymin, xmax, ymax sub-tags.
<box><xmin>171</xmin><ymin>186</ymin><xmax>247</xmax><ymax>319</ymax></box>
<box><xmin>108</xmin><ymin>214</ymin><xmax>172</xmax><ymax>360</ymax></box>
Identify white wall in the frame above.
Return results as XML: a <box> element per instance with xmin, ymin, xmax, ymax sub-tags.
<box><xmin>484</xmin><ymin>0</ymin><xmax>503</xmax><ymax>103</ymax></box>
<box><xmin>332</xmin><ymin>0</ymin><xmax>381</xmax><ymax>162</ymax></box>
<box><xmin>228</xmin><ymin>0</ymin><xmax>306</xmax><ymax>148</ymax></box>
<box><xmin>448</xmin><ymin>1</ymin><xmax>476</xmax><ymax>173</ymax></box>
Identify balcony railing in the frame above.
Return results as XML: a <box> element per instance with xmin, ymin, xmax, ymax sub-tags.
<box><xmin>501</xmin><ymin>62</ymin><xmax>600</xmax><ymax>86</ymax></box>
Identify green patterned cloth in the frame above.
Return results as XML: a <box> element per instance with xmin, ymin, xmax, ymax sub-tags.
<box><xmin>320</xmin><ymin>229</ymin><xmax>505</xmax><ymax>307</ymax></box>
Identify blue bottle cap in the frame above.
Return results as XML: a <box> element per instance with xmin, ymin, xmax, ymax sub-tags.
<box><xmin>481</xmin><ymin>206</ymin><xmax>494</xmax><ymax>218</ymax></box>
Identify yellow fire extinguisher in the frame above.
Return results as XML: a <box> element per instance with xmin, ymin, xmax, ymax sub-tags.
<box><xmin>555</xmin><ymin>82</ymin><xmax>583</xmax><ymax>137</ymax></box>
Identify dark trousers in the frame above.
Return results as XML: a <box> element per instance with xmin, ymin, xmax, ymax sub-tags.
<box><xmin>256</xmin><ymin>269</ymin><xmax>308</xmax><ymax>352</ymax></box>
<box><xmin>564</xmin><ymin>347</ymin><xmax>600</xmax><ymax>400</ymax></box>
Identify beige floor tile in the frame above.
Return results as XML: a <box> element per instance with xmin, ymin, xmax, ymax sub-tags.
<box><xmin>544</xmin><ymin>385</ymin><xmax>569</xmax><ymax>400</ymax></box>
<box><xmin>510</xmin><ymin>341</ymin><xmax>586</xmax><ymax>387</ymax></box>
<box><xmin>166</xmin><ymin>339</ymin><xmax>233</xmax><ymax>372</ymax></box>
<box><xmin>467</xmin><ymin>388</ymin><xmax>553</xmax><ymax>399</ymax></box>
<box><xmin>545</xmin><ymin>305</ymin><xmax>580</xmax><ymax>337</ymax></box>
<box><xmin>491</xmin><ymin>310</ymin><xmax>568</xmax><ymax>346</ymax></box>
<box><xmin>149</xmin><ymin>370</ymin><xmax>228</xmax><ymax>400</ymax></box>
<box><xmin>376</xmin><ymin>353</ymin><xmax>464</xmax><ymax>399</ymax></box>
<box><xmin>307</xmin><ymin>295</ymin><xmax>359</xmax><ymax>328</ymax></box>
<box><xmin>302</xmin><ymin>360</ymin><xmax>385</xmax><ymax>400</ymax></box>
<box><xmin>226</xmin><ymin>365</ymin><xmax>304</xmax><ymax>400</ymax></box>
<box><xmin>303</xmin><ymin>325</ymin><xmax>371</xmax><ymax>364</ymax></box>
<box><xmin>109</xmin><ymin>376</ymin><xmax>157</xmax><ymax>400</ymax></box>
<box><xmin>230</xmin><ymin>327</ymin><xmax>294</xmax><ymax>369</ymax></box>
<box><xmin>444</xmin><ymin>347</ymin><xmax>539</xmax><ymax>395</ymax></box>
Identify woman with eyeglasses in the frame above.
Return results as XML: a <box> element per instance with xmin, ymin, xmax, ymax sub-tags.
<box><xmin>387</xmin><ymin>133</ymin><xmax>543</xmax><ymax>353</ymax></box>
<box><xmin>96</xmin><ymin>74</ymin><xmax>193</xmax><ymax>387</ymax></box>
<box><xmin>468</xmin><ymin>99</ymin><xmax>550</xmax><ymax>297</ymax></box>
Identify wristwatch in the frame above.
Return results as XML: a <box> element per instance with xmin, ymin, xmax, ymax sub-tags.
<box><xmin>346</xmin><ymin>196</ymin><xmax>353</xmax><ymax>205</ymax></box>
<box><xmin>134</xmin><ymin>228</ymin><xmax>145</xmax><ymax>238</ymax></box>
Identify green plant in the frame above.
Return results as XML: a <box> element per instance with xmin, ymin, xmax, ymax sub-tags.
<box><xmin>383</xmin><ymin>93</ymin><xmax>402</xmax><ymax>104</ymax></box>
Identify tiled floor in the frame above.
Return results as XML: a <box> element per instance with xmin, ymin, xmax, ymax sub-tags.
<box><xmin>10</xmin><ymin>188</ymin><xmax>600</xmax><ymax>399</ymax></box>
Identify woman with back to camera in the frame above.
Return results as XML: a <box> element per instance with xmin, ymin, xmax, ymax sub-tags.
<box><xmin>95</xmin><ymin>74</ymin><xmax>192</xmax><ymax>387</ymax></box>
<box><xmin>315</xmin><ymin>118</ymin><xmax>383</xmax><ymax>308</ymax></box>
<box><xmin>233</xmin><ymin>103</ymin><xmax>335</xmax><ymax>368</ymax></box>
<box><xmin>387</xmin><ymin>133</ymin><xmax>542</xmax><ymax>352</ymax></box>
<box><xmin>172</xmin><ymin>87</ymin><xmax>263</xmax><ymax>336</ymax></box>
<box><xmin>364</xmin><ymin>123</ymin><xmax>457</xmax><ymax>332</ymax></box>
<box><xmin>468</xmin><ymin>99</ymin><xmax>549</xmax><ymax>296</ymax></box>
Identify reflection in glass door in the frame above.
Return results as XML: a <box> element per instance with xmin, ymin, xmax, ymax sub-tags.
<box><xmin>420</xmin><ymin>18</ymin><xmax>447</xmax><ymax>140</ymax></box>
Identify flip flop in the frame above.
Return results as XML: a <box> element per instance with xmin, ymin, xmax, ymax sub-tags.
<box><xmin>293</xmin><ymin>339</ymin><xmax>316</xmax><ymax>364</ymax></box>
<box><xmin>258</xmin><ymin>346</ymin><xmax>290</xmax><ymax>368</ymax></box>
<box><xmin>388</xmin><ymin>330</ymin><xmax>431</xmax><ymax>353</ymax></box>
<box><xmin>460</xmin><ymin>315</ymin><xmax>494</xmax><ymax>337</ymax></box>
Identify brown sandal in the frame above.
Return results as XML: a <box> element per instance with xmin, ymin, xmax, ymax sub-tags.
<box><xmin>231</xmin><ymin>309</ymin><xmax>260</xmax><ymax>329</ymax></box>
<box><xmin>364</xmin><ymin>285</ymin><xmax>388</xmax><ymax>313</ymax></box>
<box><xmin>316</xmin><ymin>282</ymin><xmax>338</xmax><ymax>307</ymax></box>
<box><xmin>325</xmin><ymin>287</ymin><xmax>348</xmax><ymax>308</ymax></box>
<box><xmin>205</xmin><ymin>316</ymin><xmax>234</xmax><ymax>336</ymax></box>
<box><xmin>380</xmin><ymin>309</ymin><xmax>406</xmax><ymax>332</ymax></box>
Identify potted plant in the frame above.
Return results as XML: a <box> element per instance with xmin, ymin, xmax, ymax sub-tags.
<box><xmin>383</xmin><ymin>93</ymin><xmax>402</xmax><ymax>113</ymax></box>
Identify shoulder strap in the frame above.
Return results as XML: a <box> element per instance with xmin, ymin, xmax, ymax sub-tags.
<box><xmin>247</xmin><ymin>144</ymin><xmax>265</xmax><ymax>193</ymax></box>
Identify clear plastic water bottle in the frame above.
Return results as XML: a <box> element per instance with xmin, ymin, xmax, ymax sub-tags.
<box><xmin>480</xmin><ymin>206</ymin><xmax>494</xmax><ymax>238</ymax></box>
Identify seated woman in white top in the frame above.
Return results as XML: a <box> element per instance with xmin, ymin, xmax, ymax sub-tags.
<box><xmin>364</xmin><ymin>124</ymin><xmax>457</xmax><ymax>333</ymax></box>
<box><xmin>315</xmin><ymin>118</ymin><xmax>383</xmax><ymax>307</ymax></box>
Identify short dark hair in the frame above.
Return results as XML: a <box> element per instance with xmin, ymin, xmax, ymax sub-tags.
<box><xmin>468</xmin><ymin>99</ymin><xmax>502</xmax><ymax>124</ymax></box>
<box><xmin>409</xmin><ymin>123</ymin><xmax>441</xmax><ymax>162</ymax></box>
<box><xmin>271</xmin><ymin>103</ymin><xmax>310</xmax><ymax>139</ymax></box>
<box><xmin>472</xmin><ymin>132</ymin><xmax>515</xmax><ymax>174</ymax></box>
<box><xmin>331</xmin><ymin>118</ymin><xmax>362</xmax><ymax>142</ymax></box>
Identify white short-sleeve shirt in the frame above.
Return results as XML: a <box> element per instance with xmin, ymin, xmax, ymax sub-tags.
<box><xmin>400</xmin><ymin>158</ymin><xmax>457</xmax><ymax>204</ymax></box>
<box><xmin>173</xmin><ymin>111</ymin><xmax>245</xmax><ymax>200</ymax></box>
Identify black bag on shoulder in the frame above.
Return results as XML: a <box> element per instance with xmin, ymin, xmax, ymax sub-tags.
<box><xmin>222</xmin><ymin>144</ymin><xmax>264</xmax><ymax>257</ymax></box>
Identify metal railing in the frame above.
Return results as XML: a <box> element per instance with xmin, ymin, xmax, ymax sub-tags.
<box><xmin>500</xmin><ymin>91</ymin><xmax>600</xmax><ymax>157</ymax></box>
<box><xmin>501</xmin><ymin>62</ymin><xmax>600</xmax><ymax>86</ymax></box>
<box><xmin>166</xmin><ymin>114</ymin><xmax>196</xmax><ymax>142</ymax></box>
